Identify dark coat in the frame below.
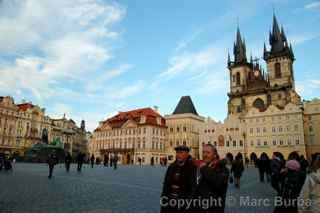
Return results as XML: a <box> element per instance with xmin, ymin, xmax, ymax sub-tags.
<box><xmin>47</xmin><ymin>154</ymin><xmax>58</xmax><ymax>166</ymax></box>
<box><xmin>232</xmin><ymin>159</ymin><xmax>244</xmax><ymax>178</ymax></box>
<box><xmin>195</xmin><ymin>161</ymin><xmax>229</xmax><ymax>213</ymax></box>
<box><xmin>160</xmin><ymin>156</ymin><xmax>198</xmax><ymax>213</ymax></box>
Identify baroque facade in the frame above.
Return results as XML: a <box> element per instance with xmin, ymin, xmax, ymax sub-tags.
<box><xmin>0</xmin><ymin>96</ymin><xmax>88</xmax><ymax>157</ymax></box>
<box><xmin>90</xmin><ymin>108</ymin><xmax>167</xmax><ymax>165</ymax></box>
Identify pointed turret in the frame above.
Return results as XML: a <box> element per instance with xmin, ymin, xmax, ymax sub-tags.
<box><xmin>264</xmin><ymin>13</ymin><xmax>294</xmax><ymax>61</ymax></box>
<box><xmin>233</xmin><ymin>26</ymin><xmax>247</xmax><ymax>65</ymax></box>
<box><xmin>227</xmin><ymin>52</ymin><xmax>231</xmax><ymax>67</ymax></box>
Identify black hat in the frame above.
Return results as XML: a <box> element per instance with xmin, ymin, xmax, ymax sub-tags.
<box><xmin>174</xmin><ymin>145</ymin><xmax>190</xmax><ymax>152</ymax></box>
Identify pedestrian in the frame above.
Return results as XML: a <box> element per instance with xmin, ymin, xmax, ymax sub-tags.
<box><xmin>273</xmin><ymin>159</ymin><xmax>305</xmax><ymax>213</ymax></box>
<box><xmin>65</xmin><ymin>152</ymin><xmax>72</xmax><ymax>172</ymax></box>
<box><xmin>77</xmin><ymin>152</ymin><xmax>85</xmax><ymax>172</ymax></box>
<box><xmin>104</xmin><ymin>154</ymin><xmax>109</xmax><ymax>167</ymax></box>
<box><xmin>138</xmin><ymin>157</ymin><xmax>142</xmax><ymax>166</ymax></box>
<box><xmin>257</xmin><ymin>152</ymin><xmax>271</xmax><ymax>182</ymax></box>
<box><xmin>231</xmin><ymin>154</ymin><xmax>244</xmax><ymax>188</ymax></box>
<box><xmin>113</xmin><ymin>154</ymin><xmax>118</xmax><ymax>170</ymax></box>
<box><xmin>270</xmin><ymin>152</ymin><xmax>285</xmax><ymax>194</ymax></box>
<box><xmin>151</xmin><ymin>157</ymin><xmax>154</xmax><ymax>166</ymax></box>
<box><xmin>160</xmin><ymin>145</ymin><xmax>198</xmax><ymax>213</ymax></box>
<box><xmin>298</xmin><ymin>153</ymin><xmax>320</xmax><ymax>213</ymax></box>
<box><xmin>110</xmin><ymin>155</ymin><xmax>113</xmax><ymax>167</ymax></box>
<box><xmin>245</xmin><ymin>157</ymin><xmax>250</xmax><ymax>168</ymax></box>
<box><xmin>90</xmin><ymin>154</ymin><xmax>95</xmax><ymax>168</ymax></box>
<box><xmin>195</xmin><ymin>144</ymin><xmax>229</xmax><ymax>213</ymax></box>
<box><xmin>47</xmin><ymin>151</ymin><xmax>58</xmax><ymax>179</ymax></box>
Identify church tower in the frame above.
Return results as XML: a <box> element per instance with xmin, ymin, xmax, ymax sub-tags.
<box><xmin>227</xmin><ymin>27</ymin><xmax>251</xmax><ymax>115</ymax></box>
<box><xmin>263</xmin><ymin>14</ymin><xmax>300</xmax><ymax>107</ymax></box>
<box><xmin>264</xmin><ymin>14</ymin><xmax>295</xmax><ymax>89</ymax></box>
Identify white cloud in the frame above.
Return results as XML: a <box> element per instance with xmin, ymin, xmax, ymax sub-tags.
<box><xmin>305</xmin><ymin>2</ymin><xmax>320</xmax><ymax>10</ymax></box>
<box><xmin>0</xmin><ymin>0</ymin><xmax>126</xmax><ymax>100</ymax></box>
<box><xmin>291</xmin><ymin>33</ymin><xmax>320</xmax><ymax>45</ymax></box>
<box><xmin>159</xmin><ymin>46</ymin><xmax>220</xmax><ymax>80</ymax></box>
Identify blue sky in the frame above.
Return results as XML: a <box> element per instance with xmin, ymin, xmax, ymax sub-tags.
<box><xmin>0</xmin><ymin>0</ymin><xmax>320</xmax><ymax>131</ymax></box>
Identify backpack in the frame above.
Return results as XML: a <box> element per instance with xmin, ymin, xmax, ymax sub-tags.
<box><xmin>281</xmin><ymin>171</ymin><xmax>301</xmax><ymax>199</ymax></box>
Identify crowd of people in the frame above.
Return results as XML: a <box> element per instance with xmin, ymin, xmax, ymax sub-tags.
<box><xmin>253</xmin><ymin>151</ymin><xmax>320</xmax><ymax>213</ymax></box>
<box><xmin>160</xmin><ymin>145</ymin><xmax>320</xmax><ymax>213</ymax></box>
<box><xmin>46</xmin><ymin>152</ymin><xmax>120</xmax><ymax>179</ymax></box>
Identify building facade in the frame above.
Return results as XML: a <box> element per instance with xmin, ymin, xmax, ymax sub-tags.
<box><xmin>244</xmin><ymin>103</ymin><xmax>305</xmax><ymax>159</ymax></box>
<box><xmin>0</xmin><ymin>96</ymin><xmax>88</xmax><ymax>157</ymax></box>
<box><xmin>200</xmin><ymin>115</ymin><xmax>246</xmax><ymax>160</ymax></box>
<box><xmin>165</xmin><ymin>96</ymin><xmax>204</xmax><ymax>162</ymax></box>
<box><xmin>303</xmin><ymin>99</ymin><xmax>320</xmax><ymax>159</ymax></box>
<box><xmin>90</xmin><ymin>108</ymin><xmax>167</xmax><ymax>165</ymax></box>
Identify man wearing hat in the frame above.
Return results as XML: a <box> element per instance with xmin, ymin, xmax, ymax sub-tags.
<box><xmin>160</xmin><ymin>145</ymin><xmax>198</xmax><ymax>213</ymax></box>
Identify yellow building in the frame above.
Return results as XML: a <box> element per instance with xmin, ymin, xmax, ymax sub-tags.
<box><xmin>0</xmin><ymin>96</ymin><xmax>88</xmax><ymax>157</ymax></box>
<box><xmin>165</xmin><ymin>96</ymin><xmax>204</xmax><ymax>162</ymax></box>
<box><xmin>244</xmin><ymin>103</ymin><xmax>306</xmax><ymax>160</ymax></box>
<box><xmin>303</xmin><ymin>99</ymin><xmax>320</xmax><ymax>159</ymax></box>
<box><xmin>90</xmin><ymin>107</ymin><xmax>167</xmax><ymax>165</ymax></box>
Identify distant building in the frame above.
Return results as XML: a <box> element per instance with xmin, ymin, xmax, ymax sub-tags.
<box><xmin>303</xmin><ymin>99</ymin><xmax>320</xmax><ymax>159</ymax></box>
<box><xmin>0</xmin><ymin>96</ymin><xmax>87</xmax><ymax>157</ymax></box>
<box><xmin>200</xmin><ymin>115</ymin><xmax>245</xmax><ymax>160</ymax></box>
<box><xmin>165</xmin><ymin>96</ymin><xmax>204</xmax><ymax>162</ymax></box>
<box><xmin>90</xmin><ymin>107</ymin><xmax>167</xmax><ymax>165</ymax></box>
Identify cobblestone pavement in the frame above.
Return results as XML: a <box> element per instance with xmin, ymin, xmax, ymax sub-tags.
<box><xmin>0</xmin><ymin>163</ymin><xmax>276</xmax><ymax>213</ymax></box>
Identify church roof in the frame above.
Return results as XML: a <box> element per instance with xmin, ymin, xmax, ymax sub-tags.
<box><xmin>173</xmin><ymin>96</ymin><xmax>198</xmax><ymax>116</ymax></box>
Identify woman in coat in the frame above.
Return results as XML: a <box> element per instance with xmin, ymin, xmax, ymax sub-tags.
<box><xmin>298</xmin><ymin>153</ymin><xmax>320</xmax><ymax>213</ymax></box>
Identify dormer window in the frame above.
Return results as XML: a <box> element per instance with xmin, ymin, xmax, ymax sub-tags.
<box><xmin>140</xmin><ymin>115</ymin><xmax>146</xmax><ymax>124</ymax></box>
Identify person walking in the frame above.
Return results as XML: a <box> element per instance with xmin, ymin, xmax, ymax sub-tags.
<box><xmin>257</xmin><ymin>152</ymin><xmax>271</xmax><ymax>182</ymax></box>
<box><xmin>270</xmin><ymin>152</ymin><xmax>285</xmax><ymax>194</ymax></box>
<box><xmin>160</xmin><ymin>145</ymin><xmax>198</xmax><ymax>213</ymax></box>
<box><xmin>90</xmin><ymin>154</ymin><xmax>95</xmax><ymax>168</ymax></box>
<box><xmin>298</xmin><ymin>153</ymin><xmax>320</xmax><ymax>213</ymax></box>
<box><xmin>77</xmin><ymin>152</ymin><xmax>85</xmax><ymax>172</ymax></box>
<box><xmin>64</xmin><ymin>152</ymin><xmax>72</xmax><ymax>172</ymax></box>
<box><xmin>273</xmin><ymin>159</ymin><xmax>305</xmax><ymax>213</ymax></box>
<box><xmin>113</xmin><ymin>154</ymin><xmax>118</xmax><ymax>170</ymax></box>
<box><xmin>195</xmin><ymin>144</ymin><xmax>229</xmax><ymax>213</ymax></box>
<box><xmin>103</xmin><ymin>154</ymin><xmax>109</xmax><ymax>167</ymax></box>
<box><xmin>47</xmin><ymin>151</ymin><xmax>58</xmax><ymax>179</ymax></box>
<box><xmin>232</xmin><ymin>154</ymin><xmax>244</xmax><ymax>188</ymax></box>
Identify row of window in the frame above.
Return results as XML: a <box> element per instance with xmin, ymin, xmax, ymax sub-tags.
<box><xmin>245</xmin><ymin>115</ymin><xmax>300</xmax><ymax>123</ymax></box>
<box><xmin>94</xmin><ymin>140</ymin><xmax>165</xmax><ymax>151</ymax></box>
<box><xmin>95</xmin><ymin>127</ymin><xmax>166</xmax><ymax>139</ymax></box>
<box><xmin>249</xmin><ymin>125</ymin><xmax>299</xmax><ymax>134</ymax></box>
<box><xmin>250</xmin><ymin>138</ymin><xmax>300</xmax><ymax>146</ymax></box>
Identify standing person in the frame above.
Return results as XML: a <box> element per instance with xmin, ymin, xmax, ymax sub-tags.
<box><xmin>257</xmin><ymin>153</ymin><xmax>270</xmax><ymax>182</ymax></box>
<box><xmin>138</xmin><ymin>157</ymin><xmax>142</xmax><ymax>166</ymax></box>
<box><xmin>103</xmin><ymin>154</ymin><xmax>109</xmax><ymax>167</ymax></box>
<box><xmin>232</xmin><ymin>154</ymin><xmax>244</xmax><ymax>188</ymax></box>
<box><xmin>64</xmin><ymin>152</ymin><xmax>72</xmax><ymax>172</ymax></box>
<box><xmin>270</xmin><ymin>152</ymin><xmax>284</xmax><ymax>194</ymax></box>
<box><xmin>47</xmin><ymin>151</ymin><xmax>58</xmax><ymax>179</ymax></box>
<box><xmin>274</xmin><ymin>159</ymin><xmax>305</xmax><ymax>213</ymax></box>
<box><xmin>195</xmin><ymin>144</ymin><xmax>229</xmax><ymax>213</ymax></box>
<box><xmin>298</xmin><ymin>153</ymin><xmax>320</xmax><ymax>213</ymax></box>
<box><xmin>160</xmin><ymin>145</ymin><xmax>198</xmax><ymax>213</ymax></box>
<box><xmin>113</xmin><ymin>154</ymin><xmax>118</xmax><ymax>170</ymax></box>
<box><xmin>151</xmin><ymin>157</ymin><xmax>154</xmax><ymax>166</ymax></box>
<box><xmin>77</xmin><ymin>152</ymin><xmax>85</xmax><ymax>172</ymax></box>
<box><xmin>90</xmin><ymin>154</ymin><xmax>95</xmax><ymax>168</ymax></box>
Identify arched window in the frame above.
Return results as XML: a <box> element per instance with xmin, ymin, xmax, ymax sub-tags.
<box><xmin>275</xmin><ymin>63</ymin><xmax>281</xmax><ymax>78</ymax></box>
<box><xmin>236</xmin><ymin>72</ymin><xmax>241</xmax><ymax>86</ymax></box>
<box><xmin>253</xmin><ymin>98</ymin><xmax>265</xmax><ymax>110</ymax></box>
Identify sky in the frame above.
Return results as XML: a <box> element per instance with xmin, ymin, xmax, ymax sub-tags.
<box><xmin>0</xmin><ymin>0</ymin><xmax>320</xmax><ymax>131</ymax></box>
